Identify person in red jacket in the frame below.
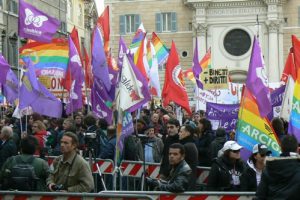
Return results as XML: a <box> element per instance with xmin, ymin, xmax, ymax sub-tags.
<box><xmin>31</xmin><ymin>120</ymin><xmax>48</xmax><ymax>157</ymax></box>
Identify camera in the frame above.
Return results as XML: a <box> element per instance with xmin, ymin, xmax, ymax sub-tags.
<box><xmin>83</xmin><ymin>132</ymin><xmax>97</xmax><ymax>139</ymax></box>
<box><xmin>51</xmin><ymin>184</ymin><xmax>64</xmax><ymax>191</ymax></box>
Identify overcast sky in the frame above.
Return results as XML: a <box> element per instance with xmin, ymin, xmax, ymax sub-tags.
<box><xmin>95</xmin><ymin>0</ymin><xmax>104</xmax><ymax>16</ymax></box>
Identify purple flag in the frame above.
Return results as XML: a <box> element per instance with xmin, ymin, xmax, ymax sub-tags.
<box><xmin>92</xmin><ymin>27</ymin><xmax>111</xmax><ymax>92</ymax></box>
<box><xmin>115</xmin><ymin>37</ymin><xmax>151</xmax><ymax>113</ymax></box>
<box><xmin>118</xmin><ymin>111</ymin><xmax>134</xmax><ymax>151</ymax></box>
<box><xmin>0</xmin><ymin>54</ymin><xmax>10</xmax><ymax>85</ymax></box>
<box><xmin>246</xmin><ymin>36</ymin><xmax>272</xmax><ymax>117</ymax></box>
<box><xmin>267</xmin><ymin>85</ymin><xmax>286</xmax><ymax>120</ymax></box>
<box><xmin>2</xmin><ymin>69</ymin><xmax>19</xmax><ymax>104</ymax></box>
<box><xmin>206</xmin><ymin>102</ymin><xmax>239</xmax><ymax>132</ymax></box>
<box><xmin>91</xmin><ymin>79</ymin><xmax>113</xmax><ymax>124</ymax></box>
<box><xmin>18</xmin><ymin>0</ymin><xmax>60</xmax><ymax>43</ymax></box>
<box><xmin>192</xmin><ymin>38</ymin><xmax>203</xmax><ymax>89</ymax></box>
<box><xmin>19</xmin><ymin>58</ymin><xmax>62</xmax><ymax>118</ymax></box>
<box><xmin>66</xmin><ymin>36</ymin><xmax>84</xmax><ymax>115</ymax></box>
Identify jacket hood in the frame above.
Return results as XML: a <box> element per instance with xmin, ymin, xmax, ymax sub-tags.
<box><xmin>265</xmin><ymin>156</ymin><xmax>300</xmax><ymax>182</ymax></box>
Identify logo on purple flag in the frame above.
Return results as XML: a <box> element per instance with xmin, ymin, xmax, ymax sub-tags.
<box><xmin>18</xmin><ymin>0</ymin><xmax>60</xmax><ymax>43</ymax></box>
<box><xmin>66</xmin><ymin>36</ymin><xmax>84</xmax><ymax>115</ymax></box>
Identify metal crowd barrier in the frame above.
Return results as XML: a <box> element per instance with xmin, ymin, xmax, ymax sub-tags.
<box><xmin>45</xmin><ymin>157</ymin><xmax>211</xmax><ymax>191</ymax></box>
<box><xmin>0</xmin><ymin>191</ymin><xmax>155</xmax><ymax>200</ymax></box>
<box><xmin>101</xmin><ymin>191</ymin><xmax>256</xmax><ymax>200</ymax></box>
<box><xmin>119</xmin><ymin>160</ymin><xmax>211</xmax><ymax>191</ymax></box>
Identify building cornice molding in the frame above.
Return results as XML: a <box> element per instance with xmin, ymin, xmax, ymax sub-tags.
<box><xmin>185</xmin><ymin>0</ymin><xmax>266</xmax><ymax>9</ymax></box>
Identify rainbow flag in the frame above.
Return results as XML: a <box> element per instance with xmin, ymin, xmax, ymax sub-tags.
<box><xmin>151</xmin><ymin>32</ymin><xmax>169</xmax><ymax>66</ymax></box>
<box><xmin>288</xmin><ymin>36</ymin><xmax>300</xmax><ymax>141</ymax></box>
<box><xmin>236</xmin><ymin>87</ymin><xmax>281</xmax><ymax>158</ymax></box>
<box><xmin>19</xmin><ymin>38</ymin><xmax>69</xmax><ymax>78</ymax></box>
<box><xmin>200</xmin><ymin>48</ymin><xmax>211</xmax><ymax>69</ymax></box>
<box><xmin>129</xmin><ymin>23</ymin><xmax>146</xmax><ymax>54</ymax></box>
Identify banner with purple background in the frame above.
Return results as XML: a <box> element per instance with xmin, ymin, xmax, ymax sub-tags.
<box><xmin>206</xmin><ymin>102</ymin><xmax>239</xmax><ymax>132</ymax></box>
<box><xmin>18</xmin><ymin>0</ymin><xmax>60</xmax><ymax>43</ymax></box>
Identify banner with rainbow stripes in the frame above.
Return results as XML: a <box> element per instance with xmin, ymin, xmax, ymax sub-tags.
<box><xmin>19</xmin><ymin>38</ymin><xmax>69</xmax><ymax>78</ymax></box>
<box><xmin>236</xmin><ymin>87</ymin><xmax>281</xmax><ymax>158</ymax></box>
<box><xmin>151</xmin><ymin>32</ymin><xmax>169</xmax><ymax>66</ymax></box>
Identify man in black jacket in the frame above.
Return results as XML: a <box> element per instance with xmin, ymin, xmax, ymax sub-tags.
<box><xmin>146</xmin><ymin>143</ymin><xmax>192</xmax><ymax>192</ymax></box>
<box><xmin>255</xmin><ymin>135</ymin><xmax>300</xmax><ymax>199</ymax></box>
<box><xmin>0</xmin><ymin>126</ymin><xmax>17</xmax><ymax>169</ymax></box>
<box><xmin>159</xmin><ymin>118</ymin><xmax>180</xmax><ymax>179</ymax></box>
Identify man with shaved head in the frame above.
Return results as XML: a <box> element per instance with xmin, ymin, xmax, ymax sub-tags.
<box><xmin>0</xmin><ymin>126</ymin><xmax>18</xmax><ymax>168</ymax></box>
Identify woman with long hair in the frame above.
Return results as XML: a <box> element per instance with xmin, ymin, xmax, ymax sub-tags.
<box><xmin>207</xmin><ymin>141</ymin><xmax>247</xmax><ymax>191</ymax></box>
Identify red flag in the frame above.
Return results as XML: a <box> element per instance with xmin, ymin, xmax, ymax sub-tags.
<box><xmin>62</xmin><ymin>66</ymin><xmax>72</xmax><ymax>91</ymax></box>
<box><xmin>292</xmin><ymin>35</ymin><xmax>300</xmax><ymax>71</ymax></box>
<box><xmin>97</xmin><ymin>6</ymin><xmax>110</xmax><ymax>53</ymax></box>
<box><xmin>281</xmin><ymin>48</ymin><xmax>296</xmax><ymax>83</ymax></box>
<box><xmin>162</xmin><ymin>41</ymin><xmax>192</xmax><ymax>115</ymax></box>
<box><xmin>70</xmin><ymin>26</ymin><xmax>83</xmax><ymax>67</ymax></box>
<box><xmin>83</xmin><ymin>46</ymin><xmax>93</xmax><ymax>88</ymax></box>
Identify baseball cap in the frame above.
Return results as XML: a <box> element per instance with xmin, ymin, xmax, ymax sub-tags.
<box><xmin>222</xmin><ymin>141</ymin><xmax>243</xmax><ymax>151</ymax></box>
<box><xmin>253</xmin><ymin>144</ymin><xmax>272</xmax><ymax>155</ymax></box>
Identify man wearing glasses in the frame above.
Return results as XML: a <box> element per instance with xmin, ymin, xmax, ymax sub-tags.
<box><xmin>159</xmin><ymin>118</ymin><xmax>180</xmax><ymax>180</ymax></box>
<box><xmin>207</xmin><ymin>140</ymin><xmax>247</xmax><ymax>191</ymax></box>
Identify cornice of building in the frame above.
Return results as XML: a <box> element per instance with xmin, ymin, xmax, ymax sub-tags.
<box><xmin>184</xmin><ymin>0</ymin><xmax>267</xmax><ymax>9</ymax></box>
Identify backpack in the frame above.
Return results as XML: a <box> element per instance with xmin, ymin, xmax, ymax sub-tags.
<box><xmin>8</xmin><ymin>156</ymin><xmax>39</xmax><ymax>191</ymax></box>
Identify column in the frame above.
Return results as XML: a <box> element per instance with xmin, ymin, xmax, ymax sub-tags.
<box><xmin>267</xmin><ymin>20</ymin><xmax>280</xmax><ymax>82</ymax></box>
<box><xmin>196</xmin><ymin>23</ymin><xmax>207</xmax><ymax>59</ymax></box>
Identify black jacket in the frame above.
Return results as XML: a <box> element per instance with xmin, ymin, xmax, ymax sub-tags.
<box><xmin>207</xmin><ymin>155</ymin><xmax>247</xmax><ymax>191</ymax></box>
<box><xmin>209</xmin><ymin>136</ymin><xmax>226</xmax><ymax>161</ymax></box>
<box><xmin>197</xmin><ymin>130</ymin><xmax>213</xmax><ymax>166</ymax></box>
<box><xmin>240</xmin><ymin>160</ymin><xmax>258</xmax><ymax>191</ymax></box>
<box><xmin>0</xmin><ymin>139</ymin><xmax>17</xmax><ymax>169</ymax></box>
<box><xmin>159</xmin><ymin>134</ymin><xmax>179</xmax><ymax>178</ymax></box>
<box><xmin>180</xmin><ymin>136</ymin><xmax>198</xmax><ymax>191</ymax></box>
<box><xmin>159</xmin><ymin>159</ymin><xmax>192</xmax><ymax>193</ymax></box>
<box><xmin>255</xmin><ymin>156</ymin><xmax>300</xmax><ymax>200</ymax></box>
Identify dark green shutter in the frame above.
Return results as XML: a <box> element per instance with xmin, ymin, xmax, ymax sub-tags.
<box><xmin>119</xmin><ymin>15</ymin><xmax>125</xmax><ymax>35</ymax></box>
<box><xmin>134</xmin><ymin>14</ymin><xmax>141</xmax><ymax>30</ymax></box>
<box><xmin>171</xmin><ymin>12</ymin><xmax>177</xmax><ymax>32</ymax></box>
<box><xmin>155</xmin><ymin>13</ymin><xmax>162</xmax><ymax>32</ymax></box>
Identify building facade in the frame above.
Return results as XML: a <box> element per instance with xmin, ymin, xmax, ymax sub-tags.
<box><xmin>106</xmin><ymin>0</ymin><xmax>300</xmax><ymax>92</ymax></box>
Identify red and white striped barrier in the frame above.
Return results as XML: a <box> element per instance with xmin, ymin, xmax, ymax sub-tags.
<box><xmin>0</xmin><ymin>191</ymin><xmax>153</xmax><ymax>200</ymax></box>
<box><xmin>102</xmin><ymin>191</ymin><xmax>256</xmax><ymax>200</ymax></box>
<box><xmin>119</xmin><ymin>160</ymin><xmax>210</xmax><ymax>184</ymax></box>
<box><xmin>120</xmin><ymin>160</ymin><xmax>160</xmax><ymax>178</ymax></box>
<box><xmin>196</xmin><ymin>166</ymin><xmax>211</xmax><ymax>185</ymax></box>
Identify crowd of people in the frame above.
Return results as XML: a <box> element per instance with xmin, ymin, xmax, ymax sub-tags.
<box><xmin>0</xmin><ymin>104</ymin><xmax>299</xmax><ymax>199</ymax></box>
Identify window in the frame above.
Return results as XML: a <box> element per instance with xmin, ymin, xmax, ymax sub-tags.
<box><xmin>9</xmin><ymin>35</ymin><xmax>18</xmax><ymax>67</ymax></box>
<box><xmin>298</xmin><ymin>7</ymin><xmax>300</xmax><ymax>27</ymax></box>
<box><xmin>223</xmin><ymin>29</ymin><xmax>251</xmax><ymax>56</ymax></box>
<box><xmin>119</xmin><ymin>14</ymin><xmax>140</xmax><ymax>35</ymax></box>
<box><xmin>9</xmin><ymin>0</ymin><xmax>18</xmax><ymax>14</ymax></box>
<box><xmin>156</xmin><ymin>12</ymin><xmax>177</xmax><ymax>32</ymax></box>
<box><xmin>60</xmin><ymin>22</ymin><xmax>67</xmax><ymax>33</ymax></box>
<box><xmin>67</xmin><ymin>0</ymin><xmax>73</xmax><ymax>21</ymax></box>
<box><xmin>0</xmin><ymin>0</ymin><xmax>3</xmax><ymax>9</ymax></box>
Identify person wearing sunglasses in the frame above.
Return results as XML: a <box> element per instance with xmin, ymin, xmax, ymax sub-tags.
<box><xmin>207</xmin><ymin>140</ymin><xmax>247</xmax><ymax>191</ymax></box>
<box><xmin>240</xmin><ymin>144</ymin><xmax>271</xmax><ymax>191</ymax></box>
